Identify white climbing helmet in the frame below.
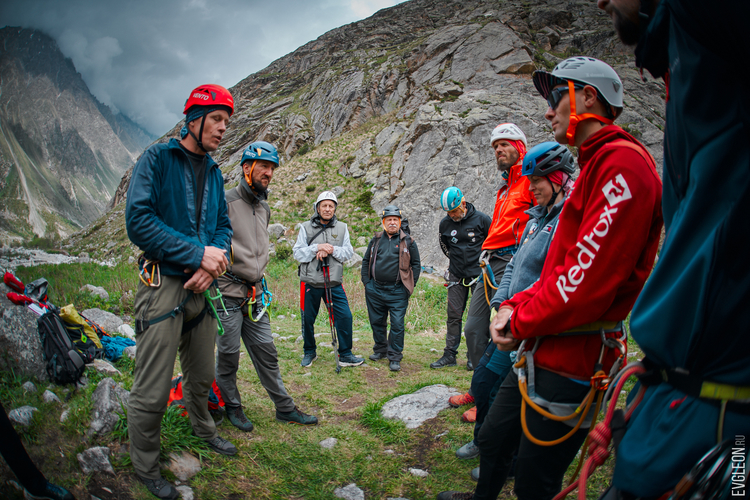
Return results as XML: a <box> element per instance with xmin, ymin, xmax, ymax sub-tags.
<box><xmin>314</xmin><ymin>191</ymin><xmax>338</xmax><ymax>214</ymax></box>
<box><xmin>489</xmin><ymin>123</ymin><xmax>527</xmax><ymax>147</ymax></box>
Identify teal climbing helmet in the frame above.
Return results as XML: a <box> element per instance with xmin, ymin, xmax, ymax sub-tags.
<box><xmin>241</xmin><ymin>141</ymin><xmax>279</xmax><ymax>168</ymax></box>
<box><xmin>440</xmin><ymin>187</ymin><xmax>464</xmax><ymax>211</ymax></box>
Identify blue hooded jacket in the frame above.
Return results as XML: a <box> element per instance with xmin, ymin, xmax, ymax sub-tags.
<box><xmin>126</xmin><ymin>138</ymin><xmax>232</xmax><ymax>278</ymax></box>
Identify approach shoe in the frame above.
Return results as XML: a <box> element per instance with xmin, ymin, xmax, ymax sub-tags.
<box><xmin>448</xmin><ymin>392</ymin><xmax>474</xmax><ymax>407</ymax></box>
<box><xmin>470</xmin><ymin>467</ymin><xmax>480</xmax><ymax>481</ymax></box>
<box><xmin>369</xmin><ymin>352</ymin><xmax>387</xmax><ymax>361</ymax></box>
<box><xmin>466</xmin><ymin>359</ymin><xmax>474</xmax><ymax>371</ymax></box>
<box><xmin>276</xmin><ymin>406</ymin><xmax>319</xmax><ymax>425</ymax></box>
<box><xmin>462</xmin><ymin>406</ymin><xmax>477</xmax><ymax>423</ymax></box>
<box><xmin>430</xmin><ymin>354</ymin><xmax>457</xmax><ymax>369</ymax></box>
<box><xmin>23</xmin><ymin>481</ymin><xmax>75</xmax><ymax>500</ymax></box>
<box><xmin>456</xmin><ymin>440</ymin><xmax>480</xmax><ymax>459</ymax></box>
<box><xmin>301</xmin><ymin>353</ymin><xmax>317</xmax><ymax>367</ymax></box>
<box><xmin>136</xmin><ymin>475</ymin><xmax>178</xmax><ymax>500</ymax></box>
<box><xmin>339</xmin><ymin>353</ymin><xmax>365</xmax><ymax>367</ymax></box>
<box><xmin>389</xmin><ymin>360</ymin><xmax>401</xmax><ymax>372</ymax></box>
<box><xmin>227</xmin><ymin>405</ymin><xmax>254</xmax><ymax>432</ymax></box>
<box><xmin>206</xmin><ymin>435</ymin><xmax>238</xmax><ymax>455</ymax></box>
<box><xmin>436</xmin><ymin>492</ymin><xmax>474</xmax><ymax>500</ymax></box>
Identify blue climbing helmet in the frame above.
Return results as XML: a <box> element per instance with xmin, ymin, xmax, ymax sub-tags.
<box><xmin>522</xmin><ymin>142</ymin><xmax>575</xmax><ymax>178</ymax></box>
<box><xmin>440</xmin><ymin>187</ymin><xmax>464</xmax><ymax>211</ymax></box>
<box><xmin>241</xmin><ymin>141</ymin><xmax>279</xmax><ymax>168</ymax></box>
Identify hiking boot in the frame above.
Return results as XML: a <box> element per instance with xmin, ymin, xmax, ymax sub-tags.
<box><xmin>369</xmin><ymin>352</ymin><xmax>387</xmax><ymax>361</ymax></box>
<box><xmin>448</xmin><ymin>392</ymin><xmax>474</xmax><ymax>407</ymax></box>
<box><xmin>136</xmin><ymin>475</ymin><xmax>178</xmax><ymax>500</ymax></box>
<box><xmin>470</xmin><ymin>467</ymin><xmax>480</xmax><ymax>481</ymax></box>
<box><xmin>462</xmin><ymin>406</ymin><xmax>477</xmax><ymax>423</ymax></box>
<box><xmin>276</xmin><ymin>406</ymin><xmax>318</xmax><ymax>425</ymax></box>
<box><xmin>206</xmin><ymin>435</ymin><xmax>238</xmax><ymax>455</ymax></box>
<box><xmin>301</xmin><ymin>353</ymin><xmax>317</xmax><ymax>367</ymax></box>
<box><xmin>456</xmin><ymin>440</ymin><xmax>480</xmax><ymax>459</ymax></box>
<box><xmin>430</xmin><ymin>354</ymin><xmax>457</xmax><ymax>369</ymax></box>
<box><xmin>389</xmin><ymin>360</ymin><xmax>401</xmax><ymax>372</ymax></box>
<box><xmin>466</xmin><ymin>359</ymin><xmax>474</xmax><ymax>371</ymax></box>
<box><xmin>436</xmin><ymin>492</ymin><xmax>474</xmax><ymax>500</ymax></box>
<box><xmin>226</xmin><ymin>406</ymin><xmax>254</xmax><ymax>432</ymax></box>
<box><xmin>339</xmin><ymin>353</ymin><xmax>364</xmax><ymax>367</ymax></box>
<box><xmin>23</xmin><ymin>481</ymin><xmax>75</xmax><ymax>500</ymax></box>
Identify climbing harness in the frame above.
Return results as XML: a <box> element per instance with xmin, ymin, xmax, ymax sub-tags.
<box><xmin>320</xmin><ymin>258</ymin><xmax>341</xmax><ymax>373</ymax></box>
<box><xmin>220</xmin><ymin>271</ymin><xmax>273</xmax><ymax>322</ymax></box>
<box><xmin>478</xmin><ymin>250</ymin><xmax>500</xmax><ymax>305</ymax></box>
<box><xmin>443</xmin><ymin>276</ymin><xmax>479</xmax><ymax>289</ymax></box>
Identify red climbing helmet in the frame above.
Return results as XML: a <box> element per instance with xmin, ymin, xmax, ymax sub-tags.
<box><xmin>183</xmin><ymin>84</ymin><xmax>234</xmax><ymax>117</ymax></box>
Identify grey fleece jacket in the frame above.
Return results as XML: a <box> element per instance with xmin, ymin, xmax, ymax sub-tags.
<box><xmin>491</xmin><ymin>199</ymin><xmax>565</xmax><ymax>307</ymax></box>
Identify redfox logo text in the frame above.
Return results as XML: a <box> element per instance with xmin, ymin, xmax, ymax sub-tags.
<box><xmin>556</xmin><ymin>174</ymin><xmax>632</xmax><ymax>303</ymax></box>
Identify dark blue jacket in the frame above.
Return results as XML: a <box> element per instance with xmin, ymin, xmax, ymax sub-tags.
<box><xmin>438</xmin><ymin>203</ymin><xmax>491</xmax><ymax>279</ymax></box>
<box><xmin>126</xmin><ymin>138</ymin><xmax>232</xmax><ymax>278</ymax></box>
<box><xmin>613</xmin><ymin>0</ymin><xmax>750</xmax><ymax>495</ymax></box>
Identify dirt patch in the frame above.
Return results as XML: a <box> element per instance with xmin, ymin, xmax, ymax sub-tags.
<box><xmin>338</xmin><ymin>394</ymin><xmax>365</xmax><ymax>412</ymax></box>
<box><xmin>85</xmin><ymin>473</ymin><xmax>135</xmax><ymax>500</ymax></box>
<box><xmin>363</xmin><ymin>364</ymin><xmax>399</xmax><ymax>391</ymax></box>
<box><xmin>405</xmin><ymin>418</ymin><xmax>448</xmax><ymax>469</ymax></box>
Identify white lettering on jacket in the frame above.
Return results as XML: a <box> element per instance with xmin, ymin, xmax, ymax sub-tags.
<box><xmin>556</xmin><ymin>174</ymin><xmax>631</xmax><ymax>303</ymax></box>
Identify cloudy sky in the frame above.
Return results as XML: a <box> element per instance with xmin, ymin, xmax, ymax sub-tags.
<box><xmin>0</xmin><ymin>0</ymin><xmax>407</xmax><ymax>136</ymax></box>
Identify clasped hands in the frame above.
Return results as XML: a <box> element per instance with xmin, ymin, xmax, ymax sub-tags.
<box><xmin>489</xmin><ymin>306</ymin><xmax>520</xmax><ymax>351</ymax></box>
<box><xmin>184</xmin><ymin>246</ymin><xmax>227</xmax><ymax>293</ymax></box>
<box><xmin>316</xmin><ymin>243</ymin><xmax>334</xmax><ymax>261</ymax></box>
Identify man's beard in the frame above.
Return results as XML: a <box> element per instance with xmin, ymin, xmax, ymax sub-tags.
<box><xmin>613</xmin><ymin>7</ymin><xmax>641</xmax><ymax>45</ymax></box>
<box><xmin>252</xmin><ymin>180</ymin><xmax>268</xmax><ymax>194</ymax></box>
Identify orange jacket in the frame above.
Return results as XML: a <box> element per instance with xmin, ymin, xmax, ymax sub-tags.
<box><xmin>482</xmin><ymin>163</ymin><xmax>535</xmax><ymax>251</ymax></box>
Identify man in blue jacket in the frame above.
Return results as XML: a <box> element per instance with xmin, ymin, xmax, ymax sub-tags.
<box><xmin>598</xmin><ymin>1</ymin><xmax>750</xmax><ymax>497</ymax></box>
<box><xmin>126</xmin><ymin>84</ymin><xmax>236</xmax><ymax>500</ymax></box>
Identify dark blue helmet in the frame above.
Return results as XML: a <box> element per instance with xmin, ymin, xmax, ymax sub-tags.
<box><xmin>522</xmin><ymin>142</ymin><xmax>575</xmax><ymax>178</ymax></box>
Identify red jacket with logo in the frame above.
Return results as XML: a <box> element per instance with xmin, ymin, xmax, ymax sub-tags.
<box><xmin>482</xmin><ymin>163</ymin><xmax>536</xmax><ymax>251</ymax></box>
<box><xmin>502</xmin><ymin>126</ymin><xmax>663</xmax><ymax>379</ymax></box>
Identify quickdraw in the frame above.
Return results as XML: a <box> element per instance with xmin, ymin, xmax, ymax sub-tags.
<box><xmin>203</xmin><ymin>287</ymin><xmax>228</xmax><ymax>336</ymax></box>
<box><xmin>478</xmin><ymin>250</ymin><xmax>499</xmax><ymax>305</ymax></box>
<box><xmin>138</xmin><ymin>257</ymin><xmax>161</xmax><ymax>287</ymax></box>
<box><xmin>247</xmin><ymin>275</ymin><xmax>273</xmax><ymax>322</ymax></box>
<box><xmin>443</xmin><ymin>276</ymin><xmax>479</xmax><ymax>289</ymax></box>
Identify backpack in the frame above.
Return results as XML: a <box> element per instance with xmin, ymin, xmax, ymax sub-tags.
<box><xmin>168</xmin><ymin>375</ymin><xmax>226</xmax><ymax>423</ymax></box>
<box><xmin>38</xmin><ymin>309</ymin><xmax>86</xmax><ymax>385</ymax></box>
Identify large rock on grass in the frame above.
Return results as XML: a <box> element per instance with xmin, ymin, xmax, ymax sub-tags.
<box><xmin>87</xmin><ymin>378</ymin><xmax>129</xmax><ymax>438</ymax></box>
<box><xmin>0</xmin><ymin>284</ymin><xmax>47</xmax><ymax>381</ymax></box>
<box><xmin>381</xmin><ymin>384</ymin><xmax>460</xmax><ymax>429</ymax></box>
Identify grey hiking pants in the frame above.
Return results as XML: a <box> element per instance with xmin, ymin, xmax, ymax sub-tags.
<box><xmin>463</xmin><ymin>256</ymin><xmax>510</xmax><ymax>368</ymax></box>
<box><xmin>215</xmin><ymin>298</ymin><xmax>295</xmax><ymax>412</ymax></box>
<box><xmin>128</xmin><ymin>276</ymin><xmax>218</xmax><ymax>480</ymax></box>
<box><xmin>444</xmin><ymin>272</ymin><xmax>477</xmax><ymax>358</ymax></box>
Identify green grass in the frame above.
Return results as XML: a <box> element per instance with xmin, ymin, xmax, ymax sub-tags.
<box><xmin>2</xmin><ymin>256</ymin><xmax>632</xmax><ymax>499</ymax></box>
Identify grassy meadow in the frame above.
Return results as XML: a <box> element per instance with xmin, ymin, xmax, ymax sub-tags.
<box><xmin>0</xmin><ymin>256</ymin><xmax>640</xmax><ymax>500</ymax></box>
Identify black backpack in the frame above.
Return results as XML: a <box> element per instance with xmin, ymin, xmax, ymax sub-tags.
<box><xmin>38</xmin><ymin>309</ymin><xmax>86</xmax><ymax>385</ymax></box>
<box><xmin>62</xmin><ymin>319</ymin><xmax>104</xmax><ymax>363</ymax></box>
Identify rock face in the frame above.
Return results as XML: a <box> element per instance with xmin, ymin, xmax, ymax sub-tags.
<box><xmin>0</xmin><ymin>27</ymin><xmax>154</xmax><ymax>243</ymax></box>
<box><xmin>0</xmin><ymin>285</ymin><xmax>47</xmax><ymax>381</ymax></box>
<box><xmin>381</xmin><ymin>384</ymin><xmax>461</xmax><ymax>429</ymax></box>
<box><xmin>96</xmin><ymin>0</ymin><xmax>664</xmax><ymax>269</ymax></box>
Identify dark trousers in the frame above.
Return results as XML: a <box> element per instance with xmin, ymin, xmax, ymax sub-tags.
<box><xmin>0</xmin><ymin>401</ymin><xmax>48</xmax><ymax>495</ymax></box>
<box><xmin>474</xmin><ymin>368</ymin><xmax>592</xmax><ymax>500</ymax></box>
<box><xmin>365</xmin><ymin>280</ymin><xmax>410</xmax><ymax>361</ymax></box>
<box><xmin>471</xmin><ymin>342</ymin><xmax>512</xmax><ymax>441</ymax></box>
<box><xmin>463</xmin><ymin>257</ymin><xmax>509</xmax><ymax>368</ymax></box>
<box><xmin>301</xmin><ymin>282</ymin><xmax>353</xmax><ymax>356</ymax></box>
<box><xmin>445</xmin><ymin>273</ymin><xmax>477</xmax><ymax>357</ymax></box>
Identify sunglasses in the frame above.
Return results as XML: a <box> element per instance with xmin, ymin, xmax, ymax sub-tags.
<box><xmin>547</xmin><ymin>84</ymin><xmax>584</xmax><ymax>110</ymax></box>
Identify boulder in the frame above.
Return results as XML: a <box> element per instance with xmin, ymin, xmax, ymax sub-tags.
<box><xmin>81</xmin><ymin>309</ymin><xmax>123</xmax><ymax>335</ymax></box>
<box><xmin>80</xmin><ymin>284</ymin><xmax>110</xmax><ymax>301</ymax></box>
<box><xmin>381</xmin><ymin>384</ymin><xmax>461</xmax><ymax>429</ymax></box>
<box><xmin>168</xmin><ymin>451</ymin><xmax>202</xmax><ymax>481</ymax></box>
<box><xmin>87</xmin><ymin>378</ymin><xmax>129</xmax><ymax>438</ymax></box>
<box><xmin>344</xmin><ymin>253</ymin><xmax>363</xmax><ymax>269</ymax></box>
<box><xmin>77</xmin><ymin>446</ymin><xmax>114</xmax><ymax>475</ymax></box>
<box><xmin>117</xmin><ymin>324</ymin><xmax>135</xmax><ymax>339</ymax></box>
<box><xmin>176</xmin><ymin>486</ymin><xmax>194</xmax><ymax>500</ymax></box>
<box><xmin>22</xmin><ymin>381</ymin><xmax>37</xmax><ymax>392</ymax></box>
<box><xmin>331</xmin><ymin>186</ymin><xmax>345</xmax><ymax>197</ymax></box>
<box><xmin>87</xmin><ymin>359</ymin><xmax>121</xmax><ymax>376</ymax></box>
<box><xmin>268</xmin><ymin>223</ymin><xmax>288</xmax><ymax>240</ymax></box>
<box><xmin>42</xmin><ymin>390</ymin><xmax>61</xmax><ymax>404</ymax></box>
<box><xmin>123</xmin><ymin>346</ymin><xmax>137</xmax><ymax>360</ymax></box>
<box><xmin>0</xmin><ymin>285</ymin><xmax>47</xmax><ymax>381</ymax></box>
<box><xmin>8</xmin><ymin>405</ymin><xmax>37</xmax><ymax>426</ymax></box>
<box><xmin>334</xmin><ymin>483</ymin><xmax>364</xmax><ymax>500</ymax></box>
<box><xmin>356</xmin><ymin>237</ymin><xmax>367</xmax><ymax>246</ymax></box>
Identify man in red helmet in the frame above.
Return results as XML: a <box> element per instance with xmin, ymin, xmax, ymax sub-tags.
<box><xmin>126</xmin><ymin>84</ymin><xmax>236</xmax><ymax>500</ymax></box>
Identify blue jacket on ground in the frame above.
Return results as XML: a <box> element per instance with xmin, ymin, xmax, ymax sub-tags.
<box><xmin>614</xmin><ymin>0</ymin><xmax>750</xmax><ymax>495</ymax></box>
<box><xmin>126</xmin><ymin>138</ymin><xmax>232</xmax><ymax>278</ymax></box>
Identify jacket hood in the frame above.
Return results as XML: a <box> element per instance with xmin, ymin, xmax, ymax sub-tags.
<box><xmin>577</xmin><ymin>125</ymin><xmax>642</xmax><ymax>169</ymax></box>
<box><xmin>240</xmin><ymin>177</ymin><xmax>267</xmax><ymax>204</ymax></box>
<box><xmin>464</xmin><ymin>202</ymin><xmax>476</xmax><ymax>219</ymax></box>
<box><xmin>310</xmin><ymin>213</ymin><xmax>338</xmax><ymax>228</ymax></box>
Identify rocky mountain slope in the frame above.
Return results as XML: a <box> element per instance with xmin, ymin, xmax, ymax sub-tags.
<box><xmin>89</xmin><ymin>0</ymin><xmax>666</xmax><ymax>271</ymax></box>
<box><xmin>0</xmin><ymin>27</ymin><xmax>155</xmax><ymax>244</ymax></box>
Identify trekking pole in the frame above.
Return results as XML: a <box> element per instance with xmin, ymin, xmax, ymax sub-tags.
<box><xmin>320</xmin><ymin>258</ymin><xmax>341</xmax><ymax>374</ymax></box>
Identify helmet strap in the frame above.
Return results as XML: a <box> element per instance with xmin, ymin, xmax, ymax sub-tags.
<box><xmin>244</xmin><ymin>160</ymin><xmax>258</xmax><ymax>193</ymax></box>
<box><xmin>188</xmin><ymin>112</ymin><xmax>209</xmax><ymax>153</ymax></box>
<box><xmin>565</xmin><ymin>79</ymin><xmax>614</xmax><ymax>147</ymax></box>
